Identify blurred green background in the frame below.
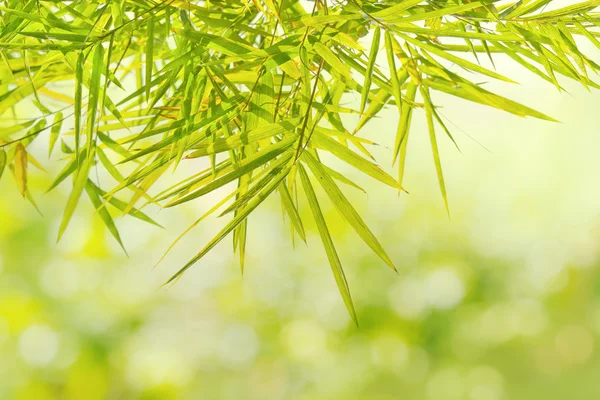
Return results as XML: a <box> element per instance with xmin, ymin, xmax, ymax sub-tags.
<box><xmin>3</xmin><ymin>47</ymin><xmax>600</xmax><ymax>399</ymax></box>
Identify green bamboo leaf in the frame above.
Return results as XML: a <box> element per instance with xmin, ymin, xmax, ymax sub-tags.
<box><xmin>398</xmin><ymin>32</ymin><xmax>518</xmax><ymax>84</ymax></box>
<box><xmin>155</xmin><ymin>189</ymin><xmax>241</xmax><ymax>268</ymax></box>
<box><xmin>146</xmin><ymin>16</ymin><xmax>155</xmax><ymax>100</ymax></box>
<box><xmin>14</xmin><ymin>142</ymin><xmax>27</xmax><ymax>197</ymax></box>
<box><xmin>312</xmin><ymin>131</ymin><xmax>401</xmax><ymax>190</ymax></box>
<box><xmin>96</xmin><ymin>147</ymin><xmax>125</xmax><ymax>183</ymax></box>
<box><xmin>424</xmin><ymin>77</ymin><xmax>558</xmax><ymax>121</ymax></box>
<box><xmin>185</xmin><ymin>117</ymin><xmax>301</xmax><ymax>158</ymax></box>
<box><xmin>573</xmin><ymin>20</ymin><xmax>600</xmax><ymax>50</ymax></box>
<box><xmin>393</xmin><ymin>81</ymin><xmax>417</xmax><ymax>164</ymax></box>
<box><xmin>372</xmin><ymin>0</ymin><xmax>424</xmax><ymax>18</ymax></box>
<box><xmin>47</xmin><ymin>150</ymin><xmax>88</xmax><ymax>193</ymax></box>
<box><xmin>522</xmin><ymin>0</ymin><xmax>600</xmax><ymax>20</ymax></box>
<box><xmin>166</xmin><ymin>139</ymin><xmax>296</xmax><ymax>207</ymax></box>
<box><xmin>279</xmin><ymin>184</ymin><xmax>306</xmax><ymax>242</ymax></box>
<box><xmin>503</xmin><ymin>0</ymin><xmax>552</xmax><ymax>18</ymax></box>
<box><xmin>97</xmin><ymin>132</ymin><xmax>135</xmax><ymax>160</ymax></box>
<box><xmin>74</xmin><ymin>51</ymin><xmax>84</xmax><ymax>159</ymax></box>
<box><xmin>0</xmin><ymin>148</ymin><xmax>6</xmax><ymax>181</ymax></box>
<box><xmin>171</xmin><ymin>29</ymin><xmax>264</xmax><ymax>57</ymax></box>
<box><xmin>87</xmin><ymin>180</ymin><xmax>162</xmax><ymax>228</ymax></box>
<box><xmin>322</xmin><ymin>164</ymin><xmax>366</xmax><ymax>193</ymax></box>
<box><xmin>421</xmin><ymin>86</ymin><xmax>449</xmax><ymax>214</ymax></box>
<box><xmin>85</xmin><ymin>179</ymin><xmax>127</xmax><ymax>254</ymax></box>
<box><xmin>86</xmin><ymin>44</ymin><xmax>104</xmax><ymax>159</ymax></box>
<box><xmin>164</xmin><ymin>163</ymin><xmax>289</xmax><ymax>285</ymax></box>
<box><xmin>2</xmin><ymin>0</ymin><xmax>600</xmax><ymax>298</ymax></box>
<box><xmin>298</xmin><ymin>164</ymin><xmax>358</xmax><ymax>326</ymax></box>
<box><xmin>303</xmin><ymin>151</ymin><xmax>396</xmax><ymax>271</ymax></box>
<box><xmin>219</xmin><ymin>156</ymin><xmax>292</xmax><ymax>216</ymax></box>
<box><xmin>294</xmin><ymin>13</ymin><xmax>362</xmax><ymax>28</ymax></box>
<box><xmin>529</xmin><ymin>42</ymin><xmax>561</xmax><ymax>90</ymax></box>
<box><xmin>476</xmin><ymin>23</ymin><xmax>496</xmax><ymax>69</ymax></box>
<box><xmin>57</xmin><ymin>153</ymin><xmax>93</xmax><ymax>242</ymax></box>
<box><xmin>312</xmin><ymin>42</ymin><xmax>352</xmax><ymax>80</ymax></box>
<box><xmin>121</xmin><ymin>164</ymin><xmax>167</xmax><ymax>217</ymax></box>
<box><xmin>48</xmin><ymin>111</ymin><xmax>63</xmax><ymax>157</ymax></box>
<box><xmin>390</xmin><ymin>2</ymin><xmax>485</xmax><ymax>23</ymax></box>
<box><xmin>385</xmin><ymin>31</ymin><xmax>405</xmax><ymax>117</ymax></box>
<box><xmin>353</xmin><ymin>89</ymin><xmax>391</xmax><ymax>134</ymax></box>
<box><xmin>492</xmin><ymin>41</ymin><xmax>555</xmax><ymax>87</ymax></box>
<box><xmin>360</xmin><ymin>27</ymin><xmax>381</xmax><ymax>115</ymax></box>
<box><xmin>17</xmin><ymin>31</ymin><xmax>91</xmax><ymax>42</ymax></box>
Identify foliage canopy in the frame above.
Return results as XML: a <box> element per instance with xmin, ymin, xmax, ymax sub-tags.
<box><xmin>1</xmin><ymin>0</ymin><xmax>600</xmax><ymax>322</ymax></box>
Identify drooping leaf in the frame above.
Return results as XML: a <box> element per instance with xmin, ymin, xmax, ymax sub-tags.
<box><xmin>14</xmin><ymin>142</ymin><xmax>28</xmax><ymax>197</ymax></box>
<box><xmin>360</xmin><ymin>27</ymin><xmax>381</xmax><ymax>115</ymax></box>
<box><xmin>303</xmin><ymin>151</ymin><xmax>396</xmax><ymax>272</ymax></box>
<box><xmin>0</xmin><ymin>148</ymin><xmax>6</xmax><ymax>181</ymax></box>
<box><xmin>298</xmin><ymin>163</ymin><xmax>358</xmax><ymax>326</ymax></box>
<box><xmin>57</xmin><ymin>153</ymin><xmax>94</xmax><ymax>242</ymax></box>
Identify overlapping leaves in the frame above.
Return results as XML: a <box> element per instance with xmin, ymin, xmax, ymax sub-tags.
<box><xmin>2</xmin><ymin>0</ymin><xmax>600</xmax><ymax>322</ymax></box>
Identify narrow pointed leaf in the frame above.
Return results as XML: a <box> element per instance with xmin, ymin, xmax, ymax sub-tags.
<box><xmin>298</xmin><ymin>164</ymin><xmax>358</xmax><ymax>326</ymax></box>
<box><xmin>14</xmin><ymin>142</ymin><xmax>27</xmax><ymax>197</ymax></box>
<box><xmin>303</xmin><ymin>151</ymin><xmax>396</xmax><ymax>271</ymax></box>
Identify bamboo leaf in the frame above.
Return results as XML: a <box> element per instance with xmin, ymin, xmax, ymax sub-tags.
<box><xmin>312</xmin><ymin>132</ymin><xmax>402</xmax><ymax>190</ymax></box>
<box><xmin>421</xmin><ymin>86</ymin><xmax>449</xmax><ymax>214</ymax></box>
<box><xmin>385</xmin><ymin>31</ymin><xmax>405</xmax><ymax>117</ymax></box>
<box><xmin>279</xmin><ymin>184</ymin><xmax>306</xmax><ymax>242</ymax></box>
<box><xmin>146</xmin><ymin>16</ymin><xmax>155</xmax><ymax>100</ymax></box>
<box><xmin>74</xmin><ymin>51</ymin><xmax>84</xmax><ymax>160</ymax></box>
<box><xmin>313</xmin><ymin>42</ymin><xmax>352</xmax><ymax>80</ymax></box>
<box><xmin>303</xmin><ymin>151</ymin><xmax>396</xmax><ymax>271</ymax></box>
<box><xmin>360</xmin><ymin>27</ymin><xmax>381</xmax><ymax>115</ymax></box>
<box><xmin>164</xmin><ymin>162</ymin><xmax>289</xmax><ymax>285</ymax></box>
<box><xmin>398</xmin><ymin>32</ymin><xmax>518</xmax><ymax>84</ymax></box>
<box><xmin>86</xmin><ymin>44</ymin><xmax>104</xmax><ymax>160</ymax></box>
<box><xmin>0</xmin><ymin>149</ymin><xmax>6</xmax><ymax>181</ymax></box>
<box><xmin>48</xmin><ymin>112</ymin><xmax>63</xmax><ymax>157</ymax></box>
<box><xmin>298</xmin><ymin>163</ymin><xmax>358</xmax><ymax>326</ymax></box>
<box><xmin>85</xmin><ymin>179</ymin><xmax>127</xmax><ymax>254</ymax></box>
<box><xmin>14</xmin><ymin>142</ymin><xmax>27</xmax><ymax>197</ymax></box>
<box><xmin>166</xmin><ymin>140</ymin><xmax>296</xmax><ymax>207</ymax></box>
<box><xmin>57</xmin><ymin>154</ymin><xmax>93</xmax><ymax>242</ymax></box>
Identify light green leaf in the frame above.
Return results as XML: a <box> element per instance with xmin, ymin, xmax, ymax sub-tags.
<box><xmin>279</xmin><ymin>184</ymin><xmax>306</xmax><ymax>242</ymax></box>
<box><xmin>360</xmin><ymin>27</ymin><xmax>381</xmax><ymax>115</ymax></box>
<box><xmin>164</xmin><ymin>161</ymin><xmax>290</xmax><ymax>285</ymax></box>
<box><xmin>421</xmin><ymin>86</ymin><xmax>449</xmax><ymax>214</ymax></box>
<box><xmin>312</xmin><ymin>131</ymin><xmax>402</xmax><ymax>190</ymax></box>
<box><xmin>303</xmin><ymin>151</ymin><xmax>396</xmax><ymax>272</ymax></box>
<box><xmin>48</xmin><ymin>112</ymin><xmax>63</xmax><ymax>157</ymax></box>
<box><xmin>14</xmin><ymin>142</ymin><xmax>27</xmax><ymax>197</ymax></box>
<box><xmin>166</xmin><ymin>139</ymin><xmax>296</xmax><ymax>207</ymax></box>
<box><xmin>57</xmin><ymin>153</ymin><xmax>94</xmax><ymax>242</ymax></box>
<box><xmin>85</xmin><ymin>179</ymin><xmax>127</xmax><ymax>254</ymax></box>
<box><xmin>0</xmin><ymin>148</ymin><xmax>6</xmax><ymax>181</ymax></box>
<box><xmin>298</xmin><ymin>163</ymin><xmax>358</xmax><ymax>326</ymax></box>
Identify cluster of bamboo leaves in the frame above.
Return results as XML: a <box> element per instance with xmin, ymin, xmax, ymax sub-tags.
<box><xmin>2</xmin><ymin>0</ymin><xmax>600</xmax><ymax>322</ymax></box>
